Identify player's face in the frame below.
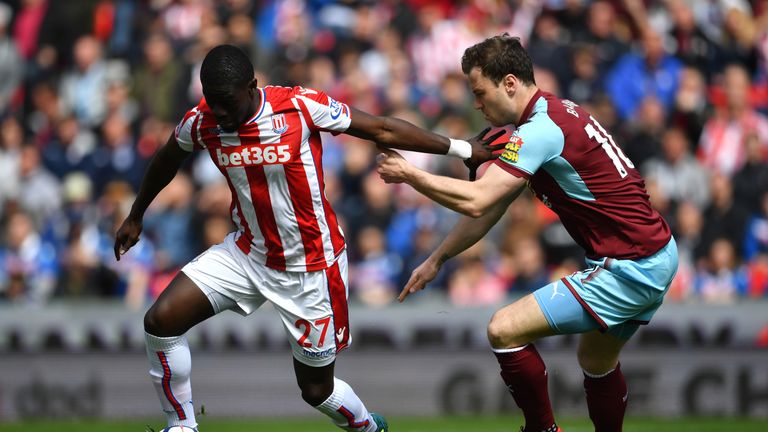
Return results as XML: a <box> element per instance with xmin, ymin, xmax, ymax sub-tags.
<box><xmin>467</xmin><ymin>68</ymin><xmax>515</xmax><ymax>127</ymax></box>
<box><xmin>204</xmin><ymin>80</ymin><xmax>257</xmax><ymax>132</ymax></box>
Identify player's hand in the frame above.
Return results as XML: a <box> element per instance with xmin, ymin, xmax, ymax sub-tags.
<box><xmin>465</xmin><ymin>127</ymin><xmax>507</xmax><ymax>181</ymax></box>
<box><xmin>376</xmin><ymin>148</ymin><xmax>410</xmax><ymax>184</ymax></box>
<box><xmin>114</xmin><ymin>215</ymin><xmax>143</xmax><ymax>261</ymax></box>
<box><xmin>398</xmin><ymin>257</ymin><xmax>441</xmax><ymax>302</ymax></box>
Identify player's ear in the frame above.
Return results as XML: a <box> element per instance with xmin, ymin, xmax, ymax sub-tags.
<box><xmin>504</xmin><ymin>74</ymin><xmax>517</xmax><ymax>95</ymax></box>
<box><xmin>248</xmin><ymin>78</ymin><xmax>258</xmax><ymax>95</ymax></box>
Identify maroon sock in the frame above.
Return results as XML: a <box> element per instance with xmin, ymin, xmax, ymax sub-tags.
<box><xmin>583</xmin><ymin>362</ymin><xmax>627</xmax><ymax>432</ymax></box>
<box><xmin>494</xmin><ymin>344</ymin><xmax>556</xmax><ymax>432</ymax></box>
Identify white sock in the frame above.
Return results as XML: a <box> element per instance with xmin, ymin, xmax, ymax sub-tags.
<box><xmin>315</xmin><ymin>377</ymin><xmax>377</xmax><ymax>432</ymax></box>
<box><xmin>145</xmin><ymin>332</ymin><xmax>197</xmax><ymax>429</ymax></box>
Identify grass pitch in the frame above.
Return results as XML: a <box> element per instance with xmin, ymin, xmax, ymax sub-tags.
<box><xmin>0</xmin><ymin>416</ymin><xmax>766</xmax><ymax>432</ymax></box>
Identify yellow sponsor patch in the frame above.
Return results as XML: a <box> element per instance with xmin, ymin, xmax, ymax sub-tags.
<box><xmin>500</xmin><ymin>135</ymin><xmax>523</xmax><ymax>164</ymax></box>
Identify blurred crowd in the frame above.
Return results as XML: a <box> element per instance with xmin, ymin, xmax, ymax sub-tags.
<box><xmin>0</xmin><ymin>0</ymin><xmax>767</xmax><ymax>309</ymax></box>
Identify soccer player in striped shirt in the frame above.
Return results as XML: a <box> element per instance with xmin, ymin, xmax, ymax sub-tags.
<box><xmin>377</xmin><ymin>34</ymin><xmax>678</xmax><ymax>432</ymax></box>
<box><xmin>113</xmin><ymin>45</ymin><xmax>501</xmax><ymax>432</ymax></box>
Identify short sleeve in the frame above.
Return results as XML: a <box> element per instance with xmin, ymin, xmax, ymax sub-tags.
<box><xmin>294</xmin><ymin>87</ymin><xmax>351</xmax><ymax>134</ymax></box>
<box><xmin>495</xmin><ymin>117</ymin><xmax>564</xmax><ymax>178</ymax></box>
<box><xmin>174</xmin><ymin>108</ymin><xmax>202</xmax><ymax>152</ymax></box>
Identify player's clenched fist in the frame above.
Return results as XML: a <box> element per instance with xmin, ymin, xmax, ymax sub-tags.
<box><xmin>114</xmin><ymin>215</ymin><xmax>143</xmax><ymax>261</ymax></box>
<box><xmin>376</xmin><ymin>149</ymin><xmax>411</xmax><ymax>184</ymax></box>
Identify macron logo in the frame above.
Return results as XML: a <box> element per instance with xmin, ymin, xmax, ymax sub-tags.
<box><xmin>215</xmin><ymin>144</ymin><xmax>291</xmax><ymax>167</ymax></box>
<box><xmin>336</xmin><ymin>327</ymin><xmax>346</xmax><ymax>341</ymax></box>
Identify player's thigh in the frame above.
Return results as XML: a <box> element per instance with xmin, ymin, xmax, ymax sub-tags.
<box><xmin>532</xmin><ymin>279</ymin><xmax>604</xmax><ymax>335</ymax></box>
<box><xmin>144</xmin><ymin>271</ymin><xmax>216</xmax><ymax>337</ymax></box>
<box><xmin>264</xmin><ymin>253</ymin><xmax>350</xmax><ymax>367</ymax></box>
<box><xmin>487</xmin><ymin>293</ymin><xmax>557</xmax><ymax>349</ymax></box>
<box><xmin>577</xmin><ymin>330</ymin><xmax>628</xmax><ymax>375</ymax></box>
<box><xmin>146</xmin><ymin>235</ymin><xmax>254</xmax><ymax>336</ymax></box>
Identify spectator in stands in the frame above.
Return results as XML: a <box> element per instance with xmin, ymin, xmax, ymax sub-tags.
<box><xmin>744</xmin><ymin>191</ymin><xmax>768</xmax><ymax>261</ymax></box>
<box><xmin>562</xmin><ymin>43</ymin><xmax>602</xmax><ymax>105</ymax></box>
<box><xmin>12</xmin><ymin>0</ymin><xmax>48</xmax><ymax>63</ymax></box>
<box><xmin>350</xmin><ymin>225</ymin><xmax>402</xmax><ymax>307</ymax></box>
<box><xmin>694</xmin><ymin>237</ymin><xmax>748</xmax><ymax>303</ymax></box>
<box><xmin>621</xmin><ymin>96</ymin><xmax>667</xmax><ymax>169</ymax></box>
<box><xmin>696</xmin><ymin>172</ymin><xmax>751</xmax><ymax>261</ymax></box>
<box><xmin>54</xmin><ymin>172</ymin><xmax>115</xmax><ymax>299</ymax></box>
<box><xmin>59</xmin><ymin>35</ymin><xmax>110</xmax><ymax>129</ymax></box>
<box><xmin>747</xmin><ymin>253</ymin><xmax>768</xmax><ymax>298</ymax></box>
<box><xmin>40</xmin><ymin>115</ymin><xmax>96</xmax><ymax>180</ymax></box>
<box><xmin>732</xmin><ymin>132</ymin><xmax>768</xmax><ymax>214</ymax></box>
<box><xmin>527</xmin><ymin>12</ymin><xmax>570</xmax><ymax>86</ymax></box>
<box><xmin>17</xmin><ymin>144</ymin><xmax>61</xmax><ymax>228</ymax></box>
<box><xmin>642</xmin><ymin>127</ymin><xmax>710</xmax><ymax>210</ymax></box>
<box><xmin>572</xmin><ymin>0</ymin><xmax>628</xmax><ymax>79</ymax></box>
<box><xmin>508</xmin><ymin>236</ymin><xmax>550</xmax><ymax>294</ymax></box>
<box><xmin>448</xmin><ymin>249</ymin><xmax>508</xmax><ymax>306</ymax></box>
<box><xmin>132</xmin><ymin>33</ymin><xmax>186</xmax><ymax>123</ymax></box>
<box><xmin>85</xmin><ymin>113</ymin><xmax>146</xmax><ymax>194</ymax></box>
<box><xmin>670</xmin><ymin>67</ymin><xmax>709</xmax><ymax>146</ymax></box>
<box><xmin>606</xmin><ymin>28</ymin><xmax>683</xmax><ymax>120</ymax></box>
<box><xmin>666</xmin><ymin>0</ymin><xmax>717</xmax><ymax>79</ymax></box>
<box><xmin>0</xmin><ymin>117</ymin><xmax>23</xmax><ymax>215</ymax></box>
<box><xmin>667</xmin><ymin>201</ymin><xmax>703</xmax><ymax>300</ymax></box>
<box><xmin>27</xmin><ymin>80</ymin><xmax>62</xmax><ymax>147</ymax></box>
<box><xmin>0</xmin><ymin>3</ymin><xmax>23</xmax><ymax>115</ymax></box>
<box><xmin>716</xmin><ymin>7</ymin><xmax>759</xmax><ymax>75</ymax></box>
<box><xmin>98</xmin><ymin>181</ymin><xmax>155</xmax><ymax>309</ymax></box>
<box><xmin>0</xmin><ymin>210</ymin><xmax>58</xmax><ymax>304</ymax></box>
<box><xmin>698</xmin><ymin>64</ymin><xmax>768</xmax><ymax>176</ymax></box>
<box><xmin>143</xmin><ymin>173</ymin><xmax>198</xmax><ymax>272</ymax></box>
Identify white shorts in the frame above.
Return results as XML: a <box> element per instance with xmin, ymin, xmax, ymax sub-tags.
<box><xmin>181</xmin><ymin>232</ymin><xmax>351</xmax><ymax>367</ymax></box>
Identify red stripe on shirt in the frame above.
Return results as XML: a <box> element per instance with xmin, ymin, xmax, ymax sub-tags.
<box><xmin>296</xmin><ymin>97</ymin><xmax>346</xmax><ymax>256</ymax></box>
<box><xmin>245</xmin><ymin>164</ymin><xmax>286</xmax><ymax>270</ymax></box>
<box><xmin>199</xmin><ymin>113</ymin><xmax>254</xmax><ymax>255</ymax></box>
<box><xmin>281</xmin><ymin>109</ymin><xmax>327</xmax><ymax>269</ymax></box>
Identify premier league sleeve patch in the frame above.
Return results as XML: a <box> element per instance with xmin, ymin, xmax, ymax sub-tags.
<box><xmin>328</xmin><ymin>97</ymin><xmax>349</xmax><ymax>120</ymax></box>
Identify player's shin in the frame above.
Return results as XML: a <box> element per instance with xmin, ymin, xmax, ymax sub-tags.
<box><xmin>493</xmin><ymin>344</ymin><xmax>558</xmax><ymax>432</ymax></box>
<box><xmin>145</xmin><ymin>332</ymin><xmax>198</xmax><ymax>429</ymax></box>
<box><xmin>584</xmin><ymin>362</ymin><xmax>627</xmax><ymax>432</ymax></box>
<box><xmin>314</xmin><ymin>377</ymin><xmax>379</xmax><ymax>432</ymax></box>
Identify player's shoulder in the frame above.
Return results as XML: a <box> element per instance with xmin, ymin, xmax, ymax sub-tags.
<box><xmin>533</xmin><ymin>92</ymin><xmax>592</xmax><ymax>132</ymax></box>
<box><xmin>264</xmin><ymin>85</ymin><xmax>325</xmax><ymax>98</ymax></box>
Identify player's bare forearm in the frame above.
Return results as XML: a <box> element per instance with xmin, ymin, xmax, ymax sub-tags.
<box><xmin>432</xmin><ymin>192</ymin><xmax>519</xmax><ymax>265</ymax></box>
<box><xmin>346</xmin><ymin>108</ymin><xmax>450</xmax><ymax>154</ymax></box>
<box><xmin>404</xmin><ymin>164</ymin><xmax>525</xmax><ymax>218</ymax></box>
<box><xmin>128</xmin><ymin>133</ymin><xmax>190</xmax><ymax>219</ymax></box>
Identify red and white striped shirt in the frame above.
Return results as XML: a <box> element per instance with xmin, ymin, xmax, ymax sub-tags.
<box><xmin>175</xmin><ymin>86</ymin><xmax>352</xmax><ymax>272</ymax></box>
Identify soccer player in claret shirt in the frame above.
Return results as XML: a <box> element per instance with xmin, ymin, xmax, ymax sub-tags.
<box><xmin>377</xmin><ymin>34</ymin><xmax>678</xmax><ymax>432</ymax></box>
<box><xmin>113</xmin><ymin>45</ymin><xmax>502</xmax><ymax>432</ymax></box>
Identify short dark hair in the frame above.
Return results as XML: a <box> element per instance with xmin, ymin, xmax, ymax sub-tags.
<box><xmin>200</xmin><ymin>44</ymin><xmax>254</xmax><ymax>91</ymax></box>
<box><xmin>461</xmin><ymin>33</ymin><xmax>535</xmax><ymax>85</ymax></box>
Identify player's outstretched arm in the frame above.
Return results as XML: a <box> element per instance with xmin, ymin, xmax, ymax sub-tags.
<box><xmin>398</xmin><ymin>192</ymin><xmax>520</xmax><ymax>302</ymax></box>
<box><xmin>114</xmin><ymin>133</ymin><xmax>190</xmax><ymax>260</ymax></box>
<box><xmin>377</xmin><ymin>149</ymin><xmax>526</xmax><ymax>218</ymax></box>
<box><xmin>346</xmin><ymin>108</ymin><xmax>505</xmax><ymax>172</ymax></box>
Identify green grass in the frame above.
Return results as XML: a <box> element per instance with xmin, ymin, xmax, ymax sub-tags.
<box><xmin>1</xmin><ymin>416</ymin><xmax>767</xmax><ymax>432</ymax></box>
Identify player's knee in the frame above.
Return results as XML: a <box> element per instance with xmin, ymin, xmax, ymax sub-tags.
<box><xmin>143</xmin><ymin>302</ymin><xmax>175</xmax><ymax>336</ymax></box>
<box><xmin>298</xmin><ymin>381</ymin><xmax>333</xmax><ymax>407</ymax></box>
<box><xmin>577</xmin><ymin>349</ymin><xmax>616</xmax><ymax>375</ymax></box>
<box><xmin>487</xmin><ymin>312</ymin><xmax>525</xmax><ymax>349</ymax></box>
